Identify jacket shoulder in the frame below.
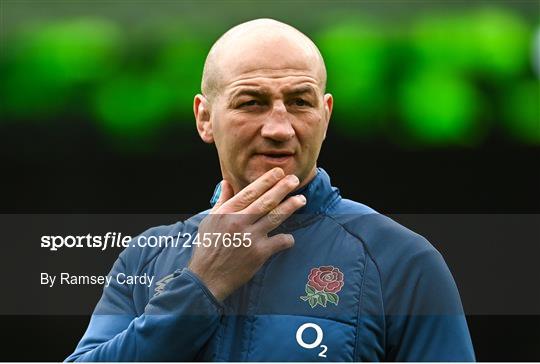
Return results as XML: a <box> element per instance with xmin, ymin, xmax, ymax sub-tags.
<box><xmin>329</xmin><ymin>200</ymin><xmax>436</xmax><ymax>263</ymax></box>
<box><xmin>330</xmin><ymin>207</ymin><xmax>464</xmax><ymax>316</ymax></box>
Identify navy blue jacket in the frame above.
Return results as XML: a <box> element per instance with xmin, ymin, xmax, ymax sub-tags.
<box><xmin>66</xmin><ymin>168</ymin><xmax>475</xmax><ymax>361</ymax></box>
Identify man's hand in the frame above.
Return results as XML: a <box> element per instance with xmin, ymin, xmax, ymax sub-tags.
<box><xmin>187</xmin><ymin>167</ymin><xmax>306</xmax><ymax>301</ymax></box>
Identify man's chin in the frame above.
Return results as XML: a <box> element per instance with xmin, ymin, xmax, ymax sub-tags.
<box><xmin>244</xmin><ymin>164</ymin><xmax>297</xmax><ymax>184</ymax></box>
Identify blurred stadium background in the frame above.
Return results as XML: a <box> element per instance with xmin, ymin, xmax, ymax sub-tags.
<box><xmin>1</xmin><ymin>1</ymin><xmax>539</xmax><ymax>360</ymax></box>
<box><xmin>1</xmin><ymin>0</ymin><xmax>539</xmax><ymax>215</ymax></box>
<box><xmin>1</xmin><ymin>1</ymin><xmax>538</xmax><ymax>147</ymax></box>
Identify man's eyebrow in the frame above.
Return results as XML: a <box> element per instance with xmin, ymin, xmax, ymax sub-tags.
<box><xmin>284</xmin><ymin>84</ymin><xmax>318</xmax><ymax>96</ymax></box>
<box><xmin>227</xmin><ymin>84</ymin><xmax>319</xmax><ymax>102</ymax></box>
<box><xmin>229</xmin><ymin>87</ymin><xmax>268</xmax><ymax>100</ymax></box>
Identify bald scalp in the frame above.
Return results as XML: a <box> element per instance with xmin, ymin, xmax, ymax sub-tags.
<box><xmin>201</xmin><ymin>19</ymin><xmax>327</xmax><ymax>101</ymax></box>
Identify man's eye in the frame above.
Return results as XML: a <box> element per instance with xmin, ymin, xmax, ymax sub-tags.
<box><xmin>240</xmin><ymin>100</ymin><xmax>259</xmax><ymax>107</ymax></box>
<box><xmin>294</xmin><ymin>98</ymin><xmax>309</xmax><ymax>107</ymax></box>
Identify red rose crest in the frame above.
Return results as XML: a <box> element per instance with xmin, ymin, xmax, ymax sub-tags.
<box><xmin>300</xmin><ymin>265</ymin><xmax>344</xmax><ymax>308</ymax></box>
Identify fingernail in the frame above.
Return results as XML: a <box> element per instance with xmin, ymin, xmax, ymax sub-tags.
<box><xmin>289</xmin><ymin>175</ymin><xmax>299</xmax><ymax>184</ymax></box>
<box><xmin>273</xmin><ymin>168</ymin><xmax>284</xmax><ymax>178</ymax></box>
<box><xmin>297</xmin><ymin>194</ymin><xmax>306</xmax><ymax>204</ymax></box>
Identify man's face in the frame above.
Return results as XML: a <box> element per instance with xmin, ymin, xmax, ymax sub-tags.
<box><xmin>196</xmin><ymin>32</ymin><xmax>333</xmax><ymax>192</ymax></box>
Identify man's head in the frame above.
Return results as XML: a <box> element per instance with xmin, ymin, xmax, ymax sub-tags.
<box><xmin>194</xmin><ymin>18</ymin><xmax>333</xmax><ymax>193</ymax></box>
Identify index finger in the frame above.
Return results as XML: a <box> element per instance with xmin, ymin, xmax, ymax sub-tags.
<box><xmin>220</xmin><ymin>167</ymin><xmax>285</xmax><ymax>212</ymax></box>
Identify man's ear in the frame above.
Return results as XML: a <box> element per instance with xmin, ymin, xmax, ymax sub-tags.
<box><xmin>194</xmin><ymin>94</ymin><xmax>214</xmax><ymax>143</ymax></box>
<box><xmin>322</xmin><ymin>93</ymin><xmax>333</xmax><ymax>139</ymax></box>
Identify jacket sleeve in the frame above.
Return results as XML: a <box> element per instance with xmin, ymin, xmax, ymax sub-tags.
<box><xmin>65</xmin><ymin>247</ymin><xmax>223</xmax><ymax>362</ymax></box>
<box><xmin>384</xmin><ymin>246</ymin><xmax>476</xmax><ymax>361</ymax></box>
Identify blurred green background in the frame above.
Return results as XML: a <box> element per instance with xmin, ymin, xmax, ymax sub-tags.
<box><xmin>1</xmin><ymin>0</ymin><xmax>539</xmax><ymax>149</ymax></box>
<box><xmin>1</xmin><ymin>4</ymin><xmax>539</xmax><ymax>360</ymax></box>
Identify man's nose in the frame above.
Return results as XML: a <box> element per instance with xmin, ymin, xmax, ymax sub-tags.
<box><xmin>260</xmin><ymin>101</ymin><xmax>295</xmax><ymax>142</ymax></box>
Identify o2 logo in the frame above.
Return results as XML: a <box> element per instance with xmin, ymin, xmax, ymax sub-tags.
<box><xmin>295</xmin><ymin>323</ymin><xmax>328</xmax><ymax>358</ymax></box>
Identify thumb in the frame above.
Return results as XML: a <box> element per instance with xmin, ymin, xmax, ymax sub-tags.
<box><xmin>212</xmin><ymin>179</ymin><xmax>234</xmax><ymax>211</ymax></box>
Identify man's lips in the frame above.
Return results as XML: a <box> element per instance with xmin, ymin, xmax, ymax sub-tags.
<box><xmin>254</xmin><ymin>151</ymin><xmax>295</xmax><ymax>164</ymax></box>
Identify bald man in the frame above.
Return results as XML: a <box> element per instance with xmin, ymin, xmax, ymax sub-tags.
<box><xmin>66</xmin><ymin>19</ymin><xmax>475</xmax><ymax>361</ymax></box>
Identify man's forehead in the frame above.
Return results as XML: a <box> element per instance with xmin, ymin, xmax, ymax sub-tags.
<box><xmin>218</xmin><ymin>35</ymin><xmax>323</xmax><ymax>87</ymax></box>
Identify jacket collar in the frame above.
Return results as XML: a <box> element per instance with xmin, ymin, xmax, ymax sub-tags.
<box><xmin>210</xmin><ymin>167</ymin><xmax>341</xmax><ymax>219</ymax></box>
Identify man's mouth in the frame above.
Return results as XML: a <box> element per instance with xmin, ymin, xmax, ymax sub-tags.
<box><xmin>255</xmin><ymin>151</ymin><xmax>295</xmax><ymax>164</ymax></box>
